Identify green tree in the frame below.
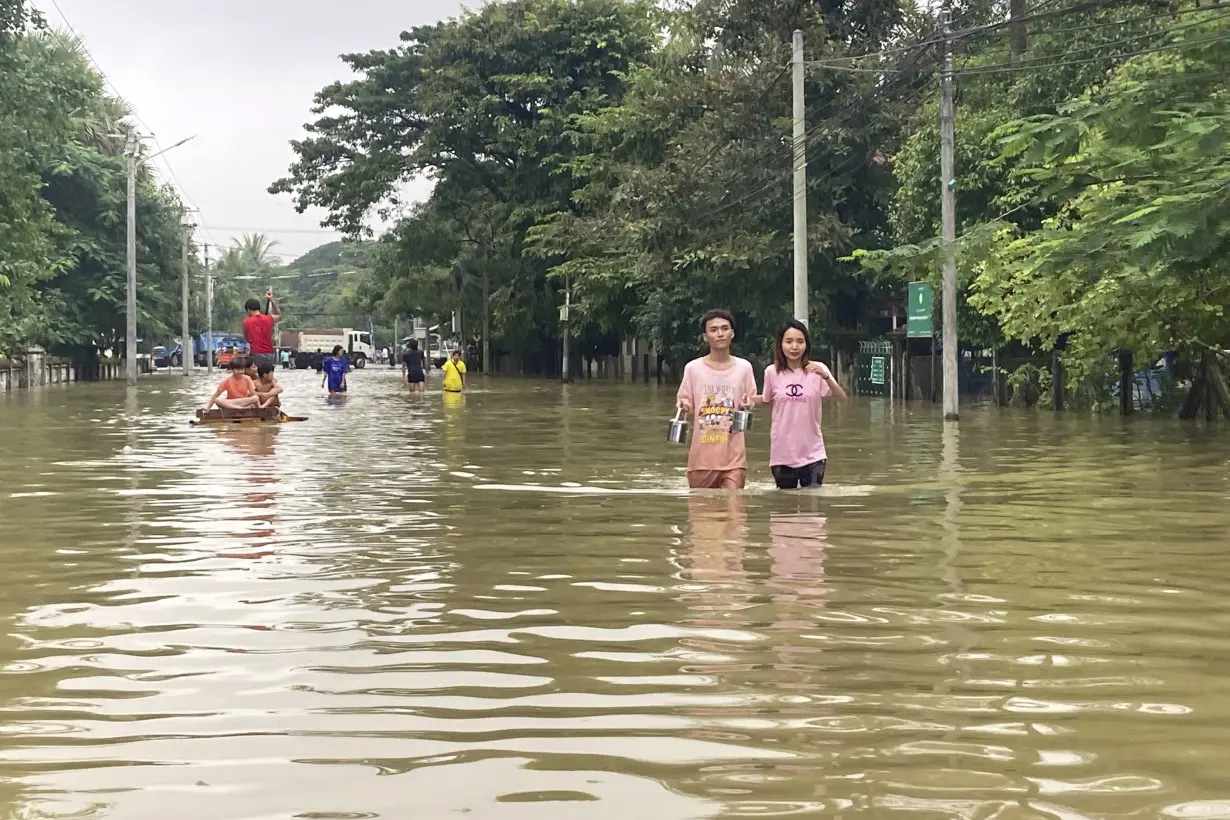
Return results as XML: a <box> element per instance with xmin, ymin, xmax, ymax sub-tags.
<box><xmin>0</xmin><ymin>2</ymin><xmax>77</xmax><ymax>353</ymax></box>
<box><xmin>854</xmin><ymin>1</ymin><xmax>1230</xmax><ymax>411</ymax></box>
<box><xmin>209</xmin><ymin>234</ymin><xmax>284</xmax><ymax>332</ymax></box>
<box><xmin>272</xmin><ymin>0</ymin><xmax>661</xmax><ymax>370</ymax></box>
<box><xmin>278</xmin><ymin>240</ymin><xmax>375</xmax><ymax>330</ymax></box>
<box><xmin>970</xmin><ymin>9</ymin><xmax>1230</xmax><ymax>408</ymax></box>
<box><xmin>874</xmin><ymin>0</ymin><xmax>1170</xmax><ymax>350</ymax></box>
<box><xmin>0</xmin><ymin>15</ymin><xmax>190</xmax><ymax>357</ymax></box>
<box><xmin>527</xmin><ymin>0</ymin><xmax>917</xmax><ymax>368</ymax></box>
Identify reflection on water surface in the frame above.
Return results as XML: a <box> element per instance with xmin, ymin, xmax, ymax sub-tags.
<box><xmin>1</xmin><ymin>369</ymin><xmax>1229</xmax><ymax>818</ymax></box>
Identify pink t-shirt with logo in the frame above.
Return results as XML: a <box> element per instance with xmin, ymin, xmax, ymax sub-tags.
<box><xmin>677</xmin><ymin>357</ymin><xmax>758</xmax><ymax>472</ymax></box>
<box><xmin>762</xmin><ymin>364</ymin><xmax>832</xmax><ymax>468</ymax></box>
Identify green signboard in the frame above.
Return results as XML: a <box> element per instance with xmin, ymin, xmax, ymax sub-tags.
<box><xmin>907</xmin><ymin>281</ymin><xmax>934</xmax><ymax>338</ymax></box>
<box><xmin>870</xmin><ymin>356</ymin><xmax>886</xmax><ymax>385</ymax></box>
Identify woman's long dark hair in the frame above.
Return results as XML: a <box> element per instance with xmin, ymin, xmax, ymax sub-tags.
<box><xmin>773</xmin><ymin>319</ymin><xmax>811</xmax><ymax>372</ymax></box>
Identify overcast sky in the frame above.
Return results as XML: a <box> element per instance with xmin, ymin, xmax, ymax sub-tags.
<box><xmin>34</xmin><ymin>0</ymin><xmax>465</xmax><ymax>262</ymax></box>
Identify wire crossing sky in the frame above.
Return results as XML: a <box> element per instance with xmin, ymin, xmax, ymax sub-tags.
<box><xmin>34</xmin><ymin>0</ymin><xmax>461</xmax><ymax>260</ymax></box>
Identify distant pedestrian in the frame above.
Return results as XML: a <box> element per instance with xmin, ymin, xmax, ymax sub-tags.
<box><xmin>441</xmin><ymin>349</ymin><xmax>467</xmax><ymax>393</ymax></box>
<box><xmin>402</xmin><ymin>339</ymin><xmax>428</xmax><ymax>393</ymax></box>
<box><xmin>675</xmin><ymin>309</ymin><xmax>757</xmax><ymax>490</ymax></box>
<box><xmin>322</xmin><ymin>345</ymin><xmax>349</xmax><ymax>395</ymax></box>
<box><xmin>243</xmin><ymin>290</ymin><xmax>280</xmax><ymax>369</ymax></box>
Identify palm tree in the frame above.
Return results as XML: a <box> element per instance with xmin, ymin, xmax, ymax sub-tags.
<box><xmin>234</xmin><ymin>233</ymin><xmax>281</xmax><ymax>275</ymax></box>
<box><xmin>210</xmin><ymin>234</ymin><xmax>284</xmax><ymax>330</ymax></box>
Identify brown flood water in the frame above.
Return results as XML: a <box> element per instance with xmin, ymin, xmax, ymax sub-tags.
<box><xmin>1</xmin><ymin>367</ymin><xmax>1229</xmax><ymax>819</ymax></box>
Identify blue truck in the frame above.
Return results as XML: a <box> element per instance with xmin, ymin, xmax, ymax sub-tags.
<box><xmin>195</xmin><ymin>333</ymin><xmax>249</xmax><ymax>368</ymax></box>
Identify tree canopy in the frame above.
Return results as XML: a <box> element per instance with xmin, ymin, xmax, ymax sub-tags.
<box><xmin>272</xmin><ymin>0</ymin><xmax>920</xmax><ymax>372</ymax></box>
<box><xmin>0</xmin><ymin>1</ymin><xmax>195</xmax><ymax>358</ymax></box>
<box><xmin>7</xmin><ymin>0</ymin><xmax>1221</xmax><ymax>414</ymax></box>
<box><xmin>848</xmin><ymin>0</ymin><xmax>1230</xmax><ymax>408</ymax></box>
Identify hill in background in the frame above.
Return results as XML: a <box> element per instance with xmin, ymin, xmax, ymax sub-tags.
<box><xmin>277</xmin><ymin>241</ymin><xmax>374</xmax><ymax>330</ymax></box>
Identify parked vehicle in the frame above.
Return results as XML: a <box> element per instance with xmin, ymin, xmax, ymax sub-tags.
<box><xmin>217</xmin><ymin>345</ymin><xmax>247</xmax><ymax>367</ymax></box>
<box><xmin>432</xmin><ymin>338</ymin><xmax>462</xmax><ymax>369</ymax></box>
<box><xmin>280</xmin><ymin>328</ymin><xmax>376</xmax><ymax>370</ymax></box>
<box><xmin>418</xmin><ymin>329</ymin><xmax>461</xmax><ymax>368</ymax></box>
<box><xmin>196</xmin><ymin>334</ymin><xmax>248</xmax><ymax>367</ymax></box>
<box><xmin>151</xmin><ymin>345</ymin><xmax>170</xmax><ymax>369</ymax></box>
<box><xmin>1109</xmin><ymin>355</ymin><xmax>1173</xmax><ymax>410</ymax></box>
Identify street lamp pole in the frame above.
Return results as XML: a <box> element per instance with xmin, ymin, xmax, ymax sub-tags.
<box><xmin>181</xmin><ymin>208</ymin><xmax>196</xmax><ymax>377</ymax></box>
<box><xmin>120</xmin><ymin>131</ymin><xmax>197</xmax><ymax>387</ymax></box>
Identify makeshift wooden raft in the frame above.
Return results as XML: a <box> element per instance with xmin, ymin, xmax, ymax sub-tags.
<box><xmin>192</xmin><ymin>407</ymin><xmax>307</xmax><ymax>425</ymax></box>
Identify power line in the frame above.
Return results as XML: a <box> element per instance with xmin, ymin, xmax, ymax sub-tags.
<box><xmin>229</xmin><ymin>269</ymin><xmax>363</xmax><ymax>281</ymax></box>
<box><xmin>46</xmin><ymin>0</ymin><xmax>215</xmax><ymax>248</ymax></box>
<box><xmin>952</xmin><ymin>7</ymin><xmax>1230</xmax><ymax>66</ymax></box>
<box><xmin>677</xmin><ymin>0</ymin><xmax>1213</xmax><ymax>228</ymax></box>
<box><xmin>803</xmin><ymin>0</ymin><xmax>1230</xmax><ymax>71</ymax></box>
<box><xmin>46</xmin><ymin>0</ymin><xmax>129</xmax><ymax>109</ymax></box>
<box><xmin>209</xmin><ymin>225</ymin><xmax>350</xmax><ymax>235</ymax></box>
<box><xmin>955</xmin><ymin>28</ymin><xmax>1230</xmax><ymax>76</ymax></box>
<box><xmin>685</xmin><ymin>69</ymin><xmax>938</xmax><ymax>224</ymax></box>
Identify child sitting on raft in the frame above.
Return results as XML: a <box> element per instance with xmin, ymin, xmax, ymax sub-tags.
<box><xmin>205</xmin><ymin>358</ymin><xmax>260</xmax><ymax>411</ymax></box>
<box><xmin>254</xmin><ymin>362</ymin><xmax>283</xmax><ymax>409</ymax></box>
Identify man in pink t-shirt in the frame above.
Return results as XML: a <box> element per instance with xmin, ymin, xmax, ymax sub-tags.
<box><xmin>676</xmin><ymin>310</ymin><xmax>758</xmax><ymax>490</ymax></box>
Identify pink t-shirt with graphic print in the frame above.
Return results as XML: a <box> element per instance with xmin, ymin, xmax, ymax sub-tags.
<box><xmin>676</xmin><ymin>357</ymin><xmax>758</xmax><ymax>472</ymax></box>
<box><xmin>762</xmin><ymin>364</ymin><xmax>832</xmax><ymax>468</ymax></box>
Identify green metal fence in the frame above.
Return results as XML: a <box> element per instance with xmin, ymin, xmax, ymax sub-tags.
<box><xmin>856</xmin><ymin>339</ymin><xmax>893</xmax><ymax>397</ymax></box>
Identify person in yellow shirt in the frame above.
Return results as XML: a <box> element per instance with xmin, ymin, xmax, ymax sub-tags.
<box><xmin>441</xmin><ymin>349</ymin><xmax>467</xmax><ymax>393</ymax></box>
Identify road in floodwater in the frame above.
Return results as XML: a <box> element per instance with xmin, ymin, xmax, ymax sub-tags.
<box><xmin>1</xmin><ymin>366</ymin><xmax>1229</xmax><ymax>819</ymax></box>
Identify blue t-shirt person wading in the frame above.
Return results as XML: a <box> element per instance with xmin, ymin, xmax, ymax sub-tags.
<box><xmin>323</xmin><ymin>355</ymin><xmax>349</xmax><ymax>392</ymax></box>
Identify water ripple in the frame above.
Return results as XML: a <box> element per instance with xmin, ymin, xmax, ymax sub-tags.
<box><xmin>1</xmin><ymin>372</ymin><xmax>1228</xmax><ymax>818</ymax></box>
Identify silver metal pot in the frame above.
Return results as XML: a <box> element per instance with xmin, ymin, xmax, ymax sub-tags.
<box><xmin>666</xmin><ymin>407</ymin><xmax>690</xmax><ymax>444</ymax></box>
<box><xmin>730</xmin><ymin>408</ymin><xmax>753</xmax><ymax>433</ymax></box>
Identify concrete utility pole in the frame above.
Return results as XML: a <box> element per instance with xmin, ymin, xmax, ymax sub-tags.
<box><xmin>125</xmin><ymin>128</ymin><xmax>138</xmax><ymax>386</ymax></box>
<box><xmin>1009</xmin><ymin>0</ymin><xmax>1028</xmax><ymax>65</ymax></box>
<box><xmin>482</xmin><ymin>271</ymin><xmax>490</xmax><ymax>375</ymax></box>
<box><xmin>939</xmin><ymin>8</ymin><xmax>960</xmax><ymax>421</ymax></box>
<box><xmin>117</xmin><ymin>129</ymin><xmax>196</xmax><ymax>386</ymax></box>
<box><xmin>561</xmin><ymin>278</ymin><xmax>571</xmax><ymax>383</ymax></box>
<box><xmin>204</xmin><ymin>244</ymin><xmax>214</xmax><ymax>370</ymax></box>
<box><xmin>181</xmin><ymin>209</ymin><xmax>195</xmax><ymax>376</ymax></box>
<box><xmin>791</xmin><ymin>29</ymin><xmax>809</xmax><ymax>325</ymax></box>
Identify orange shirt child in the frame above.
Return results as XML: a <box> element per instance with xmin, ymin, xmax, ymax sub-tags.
<box><xmin>220</xmin><ymin>373</ymin><xmax>255</xmax><ymax>399</ymax></box>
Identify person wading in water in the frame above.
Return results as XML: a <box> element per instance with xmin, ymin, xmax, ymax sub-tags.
<box><xmin>756</xmin><ymin>319</ymin><xmax>846</xmax><ymax>489</ymax></box>
<box><xmin>322</xmin><ymin>346</ymin><xmax>349</xmax><ymax>396</ymax></box>
<box><xmin>402</xmin><ymin>339</ymin><xmax>428</xmax><ymax>393</ymax></box>
<box><xmin>674</xmin><ymin>310</ymin><xmax>759</xmax><ymax>490</ymax></box>
<box><xmin>441</xmin><ymin>349</ymin><xmax>467</xmax><ymax>394</ymax></box>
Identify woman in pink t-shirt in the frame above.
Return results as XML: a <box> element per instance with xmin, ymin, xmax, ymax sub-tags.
<box><xmin>759</xmin><ymin>320</ymin><xmax>847</xmax><ymax>489</ymax></box>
